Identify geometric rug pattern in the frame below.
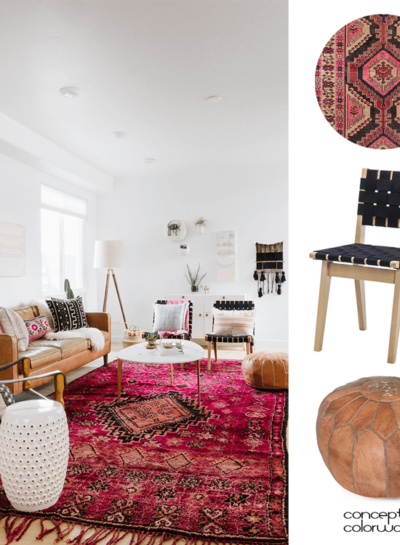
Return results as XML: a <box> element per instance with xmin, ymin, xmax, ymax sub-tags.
<box><xmin>316</xmin><ymin>14</ymin><xmax>400</xmax><ymax>149</ymax></box>
<box><xmin>0</xmin><ymin>359</ymin><xmax>288</xmax><ymax>544</ymax></box>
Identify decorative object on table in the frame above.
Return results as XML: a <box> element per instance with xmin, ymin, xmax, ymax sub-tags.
<box><xmin>24</xmin><ymin>315</ymin><xmax>53</xmax><ymax>341</ymax></box>
<box><xmin>200</xmin><ymin>285</ymin><xmax>209</xmax><ymax>294</ymax></box>
<box><xmin>0</xmin><ymin>308</ymin><xmax>29</xmax><ymax>351</ymax></box>
<box><xmin>64</xmin><ymin>278</ymin><xmax>75</xmax><ymax>299</ymax></box>
<box><xmin>94</xmin><ymin>240</ymin><xmax>128</xmax><ymax>329</ymax></box>
<box><xmin>194</xmin><ymin>216</ymin><xmax>206</xmax><ymax>234</ymax></box>
<box><xmin>0</xmin><ymin>383</ymin><xmax>15</xmax><ymax>417</ymax></box>
<box><xmin>0</xmin><ymin>399</ymin><xmax>69</xmax><ymax>512</ymax></box>
<box><xmin>0</xmin><ymin>359</ymin><xmax>287</xmax><ymax>544</ymax></box>
<box><xmin>216</xmin><ymin>230</ymin><xmax>236</xmax><ymax>280</ymax></box>
<box><xmin>0</xmin><ymin>221</ymin><xmax>26</xmax><ymax>277</ymax></box>
<box><xmin>205</xmin><ymin>300</ymin><xmax>255</xmax><ymax>370</ymax></box>
<box><xmin>310</xmin><ymin>168</ymin><xmax>400</xmax><ymax>363</ymax></box>
<box><xmin>317</xmin><ymin>376</ymin><xmax>400</xmax><ymax>498</ymax></box>
<box><xmin>179</xmin><ymin>244</ymin><xmax>190</xmax><ymax>256</ymax></box>
<box><xmin>316</xmin><ymin>14</ymin><xmax>400</xmax><ymax>150</ymax></box>
<box><xmin>185</xmin><ymin>263</ymin><xmax>207</xmax><ymax>293</ymax></box>
<box><xmin>46</xmin><ymin>296</ymin><xmax>89</xmax><ymax>332</ymax></box>
<box><xmin>166</xmin><ymin>219</ymin><xmax>187</xmax><ymax>242</ymax></box>
<box><xmin>253</xmin><ymin>242</ymin><xmax>286</xmax><ymax>297</ymax></box>
<box><xmin>242</xmin><ymin>352</ymin><xmax>288</xmax><ymax>390</ymax></box>
<box><xmin>144</xmin><ymin>333</ymin><xmax>160</xmax><ymax>349</ymax></box>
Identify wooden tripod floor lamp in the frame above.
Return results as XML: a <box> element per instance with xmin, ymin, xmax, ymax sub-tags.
<box><xmin>94</xmin><ymin>240</ymin><xmax>128</xmax><ymax>329</ymax></box>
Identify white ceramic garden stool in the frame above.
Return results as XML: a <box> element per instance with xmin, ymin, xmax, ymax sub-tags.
<box><xmin>0</xmin><ymin>400</ymin><xmax>69</xmax><ymax>512</ymax></box>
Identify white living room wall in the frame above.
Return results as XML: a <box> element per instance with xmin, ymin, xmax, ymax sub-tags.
<box><xmin>96</xmin><ymin>162</ymin><xmax>288</xmax><ymax>348</ymax></box>
<box><xmin>0</xmin><ymin>153</ymin><xmax>98</xmax><ymax>310</ymax></box>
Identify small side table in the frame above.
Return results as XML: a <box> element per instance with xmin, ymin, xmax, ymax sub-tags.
<box><xmin>122</xmin><ymin>333</ymin><xmax>144</xmax><ymax>349</ymax></box>
<box><xmin>0</xmin><ymin>400</ymin><xmax>69</xmax><ymax>512</ymax></box>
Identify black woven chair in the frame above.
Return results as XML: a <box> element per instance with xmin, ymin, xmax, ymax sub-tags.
<box><xmin>205</xmin><ymin>300</ymin><xmax>255</xmax><ymax>370</ymax></box>
<box><xmin>145</xmin><ymin>300</ymin><xmax>193</xmax><ymax>340</ymax></box>
<box><xmin>311</xmin><ymin>167</ymin><xmax>400</xmax><ymax>363</ymax></box>
<box><xmin>0</xmin><ymin>356</ymin><xmax>66</xmax><ymax>408</ymax></box>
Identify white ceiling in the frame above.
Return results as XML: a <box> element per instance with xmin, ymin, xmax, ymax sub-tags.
<box><xmin>0</xmin><ymin>0</ymin><xmax>287</xmax><ymax>182</ymax></box>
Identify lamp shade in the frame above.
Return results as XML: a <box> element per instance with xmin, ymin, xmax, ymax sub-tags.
<box><xmin>94</xmin><ymin>240</ymin><xmax>126</xmax><ymax>268</ymax></box>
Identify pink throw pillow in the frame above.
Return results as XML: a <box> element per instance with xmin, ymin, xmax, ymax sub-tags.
<box><xmin>25</xmin><ymin>315</ymin><xmax>53</xmax><ymax>342</ymax></box>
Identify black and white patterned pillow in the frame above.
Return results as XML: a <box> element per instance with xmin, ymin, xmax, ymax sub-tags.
<box><xmin>0</xmin><ymin>383</ymin><xmax>15</xmax><ymax>417</ymax></box>
<box><xmin>46</xmin><ymin>296</ymin><xmax>89</xmax><ymax>332</ymax></box>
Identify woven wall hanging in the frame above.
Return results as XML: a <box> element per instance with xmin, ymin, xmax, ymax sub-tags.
<box><xmin>316</xmin><ymin>14</ymin><xmax>400</xmax><ymax>149</ymax></box>
<box><xmin>253</xmin><ymin>242</ymin><xmax>286</xmax><ymax>297</ymax></box>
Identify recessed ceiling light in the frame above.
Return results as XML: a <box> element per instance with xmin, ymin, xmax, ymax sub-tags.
<box><xmin>206</xmin><ymin>95</ymin><xmax>223</xmax><ymax>103</ymax></box>
<box><xmin>143</xmin><ymin>158</ymin><xmax>156</xmax><ymax>164</ymax></box>
<box><xmin>59</xmin><ymin>86</ymin><xmax>80</xmax><ymax>98</ymax></box>
<box><xmin>111</xmin><ymin>131</ymin><xmax>128</xmax><ymax>139</ymax></box>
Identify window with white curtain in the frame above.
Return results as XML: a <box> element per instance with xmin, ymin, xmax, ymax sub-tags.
<box><xmin>41</xmin><ymin>186</ymin><xmax>87</xmax><ymax>294</ymax></box>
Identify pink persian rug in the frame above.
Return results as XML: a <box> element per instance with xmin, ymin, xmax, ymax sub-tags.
<box><xmin>0</xmin><ymin>359</ymin><xmax>288</xmax><ymax>545</ymax></box>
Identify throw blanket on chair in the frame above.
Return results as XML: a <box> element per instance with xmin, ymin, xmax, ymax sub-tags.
<box><xmin>44</xmin><ymin>328</ymin><xmax>105</xmax><ymax>351</ymax></box>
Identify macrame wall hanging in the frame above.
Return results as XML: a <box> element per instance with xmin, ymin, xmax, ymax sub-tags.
<box><xmin>253</xmin><ymin>242</ymin><xmax>286</xmax><ymax>297</ymax></box>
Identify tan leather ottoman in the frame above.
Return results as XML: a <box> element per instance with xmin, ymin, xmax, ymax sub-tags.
<box><xmin>241</xmin><ymin>352</ymin><xmax>288</xmax><ymax>390</ymax></box>
<box><xmin>317</xmin><ymin>376</ymin><xmax>400</xmax><ymax>498</ymax></box>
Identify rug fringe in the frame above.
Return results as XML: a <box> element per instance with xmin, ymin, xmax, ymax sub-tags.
<box><xmin>1</xmin><ymin>514</ymin><xmax>283</xmax><ymax>545</ymax></box>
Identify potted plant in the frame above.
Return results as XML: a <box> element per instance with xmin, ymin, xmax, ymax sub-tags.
<box><xmin>145</xmin><ymin>332</ymin><xmax>160</xmax><ymax>348</ymax></box>
<box><xmin>185</xmin><ymin>264</ymin><xmax>207</xmax><ymax>293</ymax></box>
<box><xmin>64</xmin><ymin>279</ymin><xmax>74</xmax><ymax>299</ymax></box>
<box><xmin>168</xmin><ymin>221</ymin><xmax>181</xmax><ymax>237</ymax></box>
<box><xmin>179</xmin><ymin>244</ymin><xmax>190</xmax><ymax>256</ymax></box>
<box><xmin>194</xmin><ymin>217</ymin><xmax>206</xmax><ymax>234</ymax></box>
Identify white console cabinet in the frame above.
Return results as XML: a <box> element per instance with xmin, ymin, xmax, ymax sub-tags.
<box><xmin>166</xmin><ymin>293</ymin><xmax>246</xmax><ymax>340</ymax></box>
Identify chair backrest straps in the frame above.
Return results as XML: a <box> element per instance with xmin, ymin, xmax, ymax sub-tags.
<box><xmin>358</xmin><ymin>168</ymin><xmax>400</xmax><ymax>229</ymax></box>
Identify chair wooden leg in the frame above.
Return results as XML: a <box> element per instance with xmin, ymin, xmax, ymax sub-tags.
<box><xmin>250</xmin><ymin>343</ymin><xmax>253</xmax><ymax>354</ymax></box>
<box><xmin>103</xmin><ymin>354</ymin><xmax>108</xmax><ymax>366</ymax></box>
<box><xmin>54</xmin><ymin>373</ymin><xmax>65</xmax><ymax>409</ymax></box>
<box><xmin>355</xmin><ymin>279</ymin><xmax>367</xmax><ymax>331</ymax></box>
<box><xmin>245</xmin><ymin>343</ymin><xmax>249</xmax><ymax>355</ymax></box>
<box><xmin>207</xmin><ymin>341</ymin><xmax>212</xmax><ymax>371</ymax></box>
<box><xmin>388</xmin><ymin>270</ymin><xmax>400</xmax><ymax>364</ymax></box>
<box><xmin>314</xmin><ymin>261</ymin><xmax>331</xmax><ymax>352</ymax></box>
<box><xmin>213</xmin><ymin>341</ymin><xmax>218</xmax><ymax>362</ymax></box>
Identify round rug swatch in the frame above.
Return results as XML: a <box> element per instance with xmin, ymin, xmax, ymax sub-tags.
<box><xmin>316</xmin><ymin>14</ymin><xmax>400</xmax><ymax>149</ymax></box>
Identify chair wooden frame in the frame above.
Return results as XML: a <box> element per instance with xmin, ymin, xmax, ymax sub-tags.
<box><xmin>311</xmin><ymin>167</ymin><xmax>400</xmax><ymax>364</ymax></box>
<box><xmin>0</xmin><ymin>357</ymin><xmax>67</xmax><ymax>408</ymax></box>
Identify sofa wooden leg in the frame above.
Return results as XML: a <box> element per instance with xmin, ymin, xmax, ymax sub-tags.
<box><xmin>54</xmin><ymin>373</ymin><xmax>65</xmax><ymax>409</ymax></box>
<box><xmin>213</xmin><ymin>341</ymin><xmax>218</xmax><ymax>362</ymax></box>
<box><xmin>207</xmin><ymin>341</ymin><xmax>212</xmax><ymax>371</ymax></box>
<box><xmin>103</xmin><ymin>354</ymin><xmax>108</xmax><ymax>366</ymax></box>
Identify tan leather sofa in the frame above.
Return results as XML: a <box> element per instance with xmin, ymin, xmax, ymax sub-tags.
<box><xmin>0</xmin><ymin>305</ymin><xmax>111</xmax><ymax>394</ymax></box>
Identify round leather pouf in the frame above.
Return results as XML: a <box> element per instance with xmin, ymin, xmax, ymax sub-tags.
<box><xmin>241</xmin><ymin>352</ymin><xmax>288</xmax><ymax>390</ymax></box>
<box><xmin>317</xmin><ymin>377</ymin><xmax>400</xmax><ymax>498</ymax></box>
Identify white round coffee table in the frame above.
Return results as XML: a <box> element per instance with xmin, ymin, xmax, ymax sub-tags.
<box><xmin>117</xmin><ymin>340</ymin><xmax>205</xmax><ymax>406</ymax></box>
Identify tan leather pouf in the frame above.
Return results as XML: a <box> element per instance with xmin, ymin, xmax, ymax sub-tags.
<box><xmin>317</xmin><ymin>376</ymin><xmax>400</xmax><ymax>498</ymax></box>
<box><xmin>241</xmin><ymin>352</ymin><xmax>288</xmax><ymax>390</ymax></box>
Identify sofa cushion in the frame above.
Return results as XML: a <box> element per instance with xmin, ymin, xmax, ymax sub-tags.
<box><xmin>13</xmin><ymin>306</ymin><xmax>38</xmax><ymax>322</ymax></box>
<box><xmin>24</xmin><ymin>345</ymin><xmax>62</xmax><ymax>370</ymax></box>
<box><xmin>32</xmin><ymin>338</ymin><xmax>89</xmax><ymax>359</ymax></box>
